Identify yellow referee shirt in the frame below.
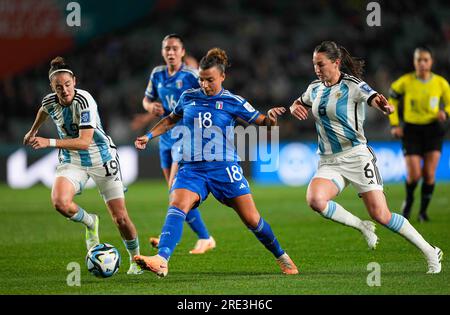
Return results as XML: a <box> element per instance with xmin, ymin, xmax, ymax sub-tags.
<box><xmin>388</xmin><ymin>72</ymin><xmax>450</xmax><ymax>126</ymax></box>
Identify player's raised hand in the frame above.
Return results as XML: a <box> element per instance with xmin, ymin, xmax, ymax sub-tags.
<box><xmin>152</xmin><ymin>102</ymin><xmax>164</xmax><ymax>116</ymax></box>
<box><xmin>290</xmin><ymin>100</ymin><xmax>309</xmax><ymax>120</ymax></box>
<box><xmin>30</xmin><ymin>137</ymin><xmax>49</xmax><ymax>149</ymax></box>
<box><xmin>23</xmin><ymin>130</ymin><xmax>36</xmax><ymax>145</ymax></box>
<box><xmin>267</xmin><ymin>107</ymin><xmax>286</xmax><ymax>123</ymax></box>
<box><xmin>135</xmin><ymin>135</ymin><xmax>149</xmax><ymax>150</ymax></box>
<box><xmin>374</xmin><ymin>94</ymin><xmax>394</xmax><ymax>115</ymax></box>
<box><xmin>437</xmin><ymin>110</ymin><xmax>447</xmax><ymax>122</ymax></box>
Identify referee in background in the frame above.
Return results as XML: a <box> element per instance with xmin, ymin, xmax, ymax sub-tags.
<box><xmin>388</xmin><ymin>46</ymin><xmax>450</xmax><ymax>222</ymax></box>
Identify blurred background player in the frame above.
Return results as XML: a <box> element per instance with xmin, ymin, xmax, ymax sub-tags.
<box><xmin>132</xmin><ymin>34</ymin><xmax>215</xmax><ymax>254</ymax></box>
<box><xmin>290</xmin><ymin>41</ymin><xmax>442</xmax><ymax>274</ymax></box>
<box><xmin>23</xmin><ymin>57</ymin><xmax>143</xmax><ymax>275</ymax></box>
<box><xmin>388</xmin><ymin>46</ymin><xmax>450</xmax><ymax>222</ymax></box>
<box><xmin>133</xmin><ymin>48</ymin><xmax>298</xmax><ymax>277</ymax></box>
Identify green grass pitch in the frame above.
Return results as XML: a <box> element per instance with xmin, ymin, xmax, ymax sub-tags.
<box><xmin>0</xmin><ymin>181</ymin><xmax>449</xmax><ymax>294</ymax></box>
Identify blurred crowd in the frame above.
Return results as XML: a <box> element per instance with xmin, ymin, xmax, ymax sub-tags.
<box><xmin>1</xmin><ymin>0</ymin><xmax>449</xmax><ymax>144</ymax></box>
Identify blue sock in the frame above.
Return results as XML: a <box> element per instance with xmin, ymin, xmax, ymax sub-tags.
<box><xmin>158</xmin><ymin>206</ymin><xmax>186</xmax><ymax>260</ymax></box>
<box><xmin>186</xmin><ymin>208</ymin><xmax>210</xmax><ymax>239</ymax></box>
<box><xmin>249</xmin><ymin>217</ymin><xmax>285</xmax><ymax>258</ymax></box>
<box><xmin>385</xmin><ymin>213</ymin><xmax>405</xmax><ymax>233</ymax></box>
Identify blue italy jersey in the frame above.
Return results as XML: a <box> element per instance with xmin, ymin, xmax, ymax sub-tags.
<box><xmin>144</xmin><ymin>64</ymin><xmax>200</xmax><ymax>148</ymax></box>
<box><xmin>172</xmin><ymin>88</ymin><xmax>260</xmax><ymax>164</ymax></box>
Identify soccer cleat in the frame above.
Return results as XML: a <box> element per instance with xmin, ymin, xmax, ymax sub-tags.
<box><xmin>127</xmin><ymin>261</ymin><xmax>144</xmax><ymax>275</ymax></box>
<box><xmin>426</xmin><ymin>246</ymin><xmax>443</xmax><ymax>274</ymax></box>
<box><xmin>134</xmin><ymin>254</ymin><xmax>168</xmax><ymax>277</ymax></box>
<box><xmin>276</xmin><ymin>253</ymin><xmax>299</xmax><ymax>275</ymax></box>
<box><xmin>85</xmin><ymin>214</ymin><xmax>100</xmax><ymax>251</ymax></box>
<box><xmin>149</xmin><ymin>236</ymin><xmax>160</xmax><ymax>249</ymax></box>
<box><xmin>360</xmin><ymin>220</ymin><xmax>378</xmax><ymax>250</ymax></box>
<box><xmin>189</xmin><ymin>236</ymin><xmax>216</xmax><ymax>254</ymax></box>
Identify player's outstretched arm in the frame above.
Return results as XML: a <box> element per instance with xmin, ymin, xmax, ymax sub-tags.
<box><xmin>370</xmin><ymin>93</ymin><xmax>395</xmax><ymax>115</ymax></box>
<box><xmin>289</xmin><ymin>99</ymin><xmax>309</xmax><ymax>120</ymax></box>
<box><xmin>23</xmin><ymin>107</ymin><xmax>49</xmax><ymax>145</ymax></box>
<box><xmin>29</xmin><ymin>128</ymin><xmax>94</xmax><ymax>150</ymax></box>
<box><xmin>135</xmin><ymin>113</ymin><xmax>182</xmax><ymax>150</ymax></box>
<box><xmin>253</xmin><ymin>107</ymin><xmax>286</xmax><ymax>128</ymax></box>
<box><xmin>142</xmin><ymin>96</ymin><xmax>164</xmax><ymax>117</ymax></box>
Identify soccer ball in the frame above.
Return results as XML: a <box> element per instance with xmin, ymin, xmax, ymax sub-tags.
<box><xmin>86</xmin><ymin>243</ymin><xmax>121</xmax><ymax>278</ymax></box>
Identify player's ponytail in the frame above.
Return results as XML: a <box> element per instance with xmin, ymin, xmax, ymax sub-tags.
<box><xmin>338</xmin><ymin>45</ymin><xmax>365</xmax><ymax>79</ymax></box>
<box><xmin>199</xmin><ymin>48</ymin><xmax>229</xmax><ymax>73</ymax></box>
<box><xmin>48</xmin><ymin>56</ymin><xmax>74</xmax><ymax>80</ymax></box>
<box><xmin>314</xmin><ymin>41</ymin><xmax>365</xmax><ymax>79</ymax></box>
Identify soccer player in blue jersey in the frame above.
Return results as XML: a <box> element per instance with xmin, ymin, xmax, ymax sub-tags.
<box><xmin>23</xmin><ymin>57</ymin><xmax>143</xmax><ymax>274</ymax></box>
<box><xmin>139</xmin><ymin>34</ymin><xmax>215</xmax><ymax>254</ymax></box>
<box><xmin>290</xmin><ymin>41</ymin><xmax>442</xmax><ymax>274</ymax></box>
<box><xmin>133</xmin><ymin>48</ymin><xmax>298</xmax><ymax>277</ymax></box>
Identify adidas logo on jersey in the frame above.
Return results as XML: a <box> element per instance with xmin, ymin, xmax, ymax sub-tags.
<box><xmin>239</xmin><ymin>183</ymin><xmax>246</xmax><ymax>189</ymax></box>
<box><xmin>114</xmin><ymin>177</ymin><xmax>120</xmax><ymax>181</ymax></box>
<box><xmin>368</xmin><ymin>180</ymin><xmax>375</xmax><ymax>184</ymax></box>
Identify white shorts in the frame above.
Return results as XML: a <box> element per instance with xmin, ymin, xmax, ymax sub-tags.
<box><xmin>313</xmin><ymin>145</ymin><xmax>383</xmax><ymax>194</ymax></box>
<box><xmin>55</xmin><ymin>158</ymin><xmax>125</xmax><ymax>202</ymax></box>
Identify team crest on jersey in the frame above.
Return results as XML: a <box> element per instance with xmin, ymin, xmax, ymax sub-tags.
<box><xmin>336</xmin><ymin>92</ymin><xmax>342</xmax><ymax>99</ymax></box>
<box><xmin>360</xmin><ymin>83</ymin><xmax>373</xmax><ymax>94</ymax></box>
<box><xmin>176</xmin><ymin>80</ymin><xmax>183</xmax><ymax>89</ymax></box>
<box><xmin>81</xmin><ymin>111</ymin><xmax>90</xmax><ymax>123</ymax></box>
<box><xmin>215</xmin><ymin>101</ymin><xmax>223</xmax><ymax>109</ymax></box>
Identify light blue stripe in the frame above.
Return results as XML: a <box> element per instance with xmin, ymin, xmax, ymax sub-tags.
<box><xmin>93</xmin><ymin>130</ymin><xmax>112</xmax><ymax>163</ymax></box>
<box><xmin>331</xmin><ymin>179</ymin><xmax>342</xmax><ymax>193</ymax></box>
<box><xmin>325</xmin><ymin>201</ymin><xmax>337</xmax><ymax>218</ymax></box>
<box><xmin>315</xmin><ymin>123</ymin><xmax>325</xmax><ymax>154</ymax></box>
<box><xmin>311</xmin><ymin>86</ymin><xmax>319</xmax><ymax>101</ymax></box>
<box><xmin>318</xmin><ymin>87</ymin><xmax>342</xmax><ymax>153</ymax></box>
<box><xmin>72</xmin><ymin>208</ymin><xmax>85</xmax><ymax>222</ymax></box>
<box><xmin>335</xmin><ymin>83</ymin><xmax>360</xmax><ymax>147</ymax></box>
<box><xmin>123</xmin><ymin>238</ymin><xmax>139</xmax><ymax>250</ymax></box>
<box><xmin>60</xmin><ymin>107</ymin><xmax>73</xmax><ymax>163</ymax></box>
<box><xmin>386</xmin><ymin>213</ymin><xmax>405</xmax><ymax>232</ymax></box>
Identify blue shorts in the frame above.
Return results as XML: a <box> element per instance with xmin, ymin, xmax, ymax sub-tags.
<box><xmin>159</xmin><ymin>137</ymin><xmax>182</xmax><ymax>169</ymax></box>
<box><xmin>171</xmin><ymin>161</ymin><xmax>252</xmax><ymax>208</ymax></box>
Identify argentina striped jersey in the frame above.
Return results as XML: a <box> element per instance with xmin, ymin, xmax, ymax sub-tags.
<box><xmin>41</xmin><ymin>89</ymin><xmax>116</xmax><ymax>166</ymax></box>
<box><xmin>299</xmin><ymin>73</ymin><xmax>378</xmax><ymax>155</ymax></box>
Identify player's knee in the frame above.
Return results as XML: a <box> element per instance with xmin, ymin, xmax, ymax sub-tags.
<box><xmin>169</xmin><ymin>200</ymin><xmax>191</xmax><ymax>214</ymax></box>
<box><xmin>52</xmin><ymin>196</ymin><xmax>72</xmax><ymax>214</ymax></box>
<box><xmin>368</xmin><ymin>208</ymin><xmax>390</xmax><ymax>225</ymax></box>
<box><xmin>408</xmin><ymin>172</ymin><xmax>421</xmax><ymax>183</ymax></box>
<box><xmin>423</xmin><ymin>171</ymin><xmax>436</xmax><ymax>184</ymax></box>
<box><xmin>112</xmin><ymin>212</ymin><xmax>129</xmax><ymax>227</ymax></box>
<box><xmin>307</xmin><ymin>195</ymin><xmax>327</xmax><ymax>213</ymax></box>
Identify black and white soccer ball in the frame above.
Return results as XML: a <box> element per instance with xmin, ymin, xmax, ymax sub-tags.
<box><xmin>86</xmin><ymin>243</ymin><xmax>121</xmax><ymax>278</ymax></box>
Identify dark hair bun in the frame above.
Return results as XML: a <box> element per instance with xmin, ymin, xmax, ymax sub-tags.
<box><xmin>205</xmin><ymin>48</ymin><xmax>228</xmax><ymax>67</ymax></box>
<box><xmin>50</xmin><ymin>56</ymin><xmax>67</xmax><ymax>68</ymax></box>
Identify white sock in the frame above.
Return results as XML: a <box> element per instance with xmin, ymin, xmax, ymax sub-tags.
<box><xmin>385</xmin><ymin>213</ymin><xmax>434</xmax><ymax>256</ymax></box>
<box><xmin>320</xmin><ymin>201</ymin><xmax>363</xmax><ymax>231</ymax></box>
<box><xmin>123</xmin><ymin>238</ymin><xmax>140</xmax><ymax>261</ymax></box>
<box><xmin>70</xmin><ymin>207</ymin><xmax>95</xmax><ymax>229</ymax></box>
